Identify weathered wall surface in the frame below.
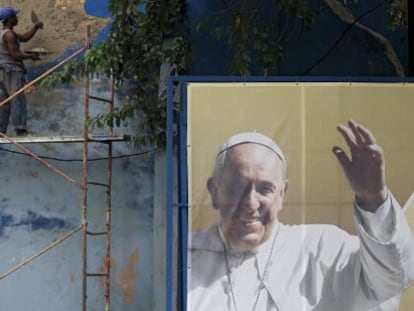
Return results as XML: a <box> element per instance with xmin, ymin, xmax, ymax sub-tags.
<box><xmin>0</xmin><ymin>80</ymin><xmax>158</xmax><ymax>310</ymax></box>
<box><xmin>0</xmin><ymin>1</ymin><xmax>156</xmax><ymax>310</ymax></box>
<box><xmin>0</xmin><ymin>81</ymin><xmax>156</xmax><ymax>311</ymax></box>
<box><xmin>1</xmin><ymin>0</ymin><xmax>109</xmax><ymax>64</ymax></box>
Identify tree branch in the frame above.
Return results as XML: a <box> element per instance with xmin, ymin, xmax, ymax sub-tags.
<box><xmin>324</xmin><ymin>0</ymin><xmax>404</xmax><ymax>76</ymax></box>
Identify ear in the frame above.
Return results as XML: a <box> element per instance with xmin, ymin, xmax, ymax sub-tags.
<box><xmin>207</xmin><ymin>177</ymin><xmax>219</xmax><ymax>210</ymax></box>
<box><xmin>282</xmin><ymin>179</ymin><xmax>289</xmax><ymax>194</ymax></box>
<box><xmin>277</xmin><ymin>179</ymin><xmax>289</xmax><ymax>211</ymax></box>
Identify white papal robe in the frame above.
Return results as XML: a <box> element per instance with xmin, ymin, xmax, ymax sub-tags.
<box><xmin>188</xmin><ymin>194</ymin><xmax>414</xmax><ymax>311</ymax></box>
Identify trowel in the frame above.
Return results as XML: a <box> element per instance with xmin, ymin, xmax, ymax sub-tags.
<box><xmin>26</xmin><ymin>10</ymin><xmax>51</xmax><ymax>58</ymax></box>
<box><xmin>30</xmin><ymin>10</ymin><xmax>43</xmax><ymax>29</ymax></box>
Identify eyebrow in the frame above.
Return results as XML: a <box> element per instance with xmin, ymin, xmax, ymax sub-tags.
<box><xmin>259</xmin><ymin>181</ymin><xmax>277</xmax><ymax>190</ymax></box>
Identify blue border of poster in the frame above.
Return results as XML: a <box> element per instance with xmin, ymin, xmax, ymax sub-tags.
<box><xmin>166</xmin><ymin>75</ymin><xmax>414</xmax><ymax>311</ymax></box>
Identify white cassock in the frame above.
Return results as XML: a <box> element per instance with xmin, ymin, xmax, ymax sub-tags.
<box><xmin>188</xmin><ymin>193</ymin><xmax>414</xmax><ymax>311</ymax></box>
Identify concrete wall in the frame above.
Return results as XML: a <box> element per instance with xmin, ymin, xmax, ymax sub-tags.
<box><xmin>0</xmin><ymin>80</ymin><xmax>156</xmax><ymax>310</ymax></box>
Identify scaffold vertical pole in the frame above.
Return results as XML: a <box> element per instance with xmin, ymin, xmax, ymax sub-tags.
<box><xmin>81</xmin><ymin>23</ymin><xmax>115</xmax><ymax>311</ymax></box>
<box><xmin>104</xmin><ymin>76</ymin><xmax>115</xmax><ymax>311</ymax></box>
<box><xmin>82</xmin><ymin>24</ymin><xmax>91</xmax><ymax>311</ymax></box>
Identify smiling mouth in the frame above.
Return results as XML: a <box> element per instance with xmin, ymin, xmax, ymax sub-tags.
<box><xmin>239</xmin><ymin>214</ymin><xmax>263</xmax><ymax>224</ymax></box>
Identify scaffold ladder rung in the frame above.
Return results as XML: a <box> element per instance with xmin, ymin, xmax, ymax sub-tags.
<box><xmin>87</xmin><ymin>181</ymin><xmax>109</xmax><ymax>188</ymax></box>
<box><xmin>87</xmin><ymin>273</ymin><xmax>108</xmax><ymax>277</ymax></box>
<box><xmin>88</xmin><ymin>94</ymin><xmax>112</xmax><ymax>104</ymax></box>
<box><xmin>87</xmin><ymin>231</ymin><xmax>108</xmax><ymax>236</ymax></box>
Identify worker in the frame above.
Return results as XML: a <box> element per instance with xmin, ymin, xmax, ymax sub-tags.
<box><xmin>0</xmin><ymin>6</ymin><xmax>43</xmax><ymax>136</ymax></box>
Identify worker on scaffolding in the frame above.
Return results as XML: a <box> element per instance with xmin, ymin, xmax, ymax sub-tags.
<box><xmin>0</xmin><ymin>6</ymin><xmax>43</xmax><ymax>136</ymax></box>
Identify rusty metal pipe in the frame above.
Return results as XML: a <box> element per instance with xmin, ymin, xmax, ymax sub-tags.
<box><xmin>0</xmin><ymin>225</ymin><xmax>82</xmax><ymax>280</ymax></box>
<box><xmin>0</xmin><ymin>131</ymin><xmax>83</xmax><ymax>188</ymax></box>
<box><xmin>0</xmin><ymin>47</ymin><xmax>85</xmax><ymax>108</ymax></box>
<box><xmin>82</xmin><ymin>25</ymin><xmax>91</xmax><ymax>311</ymax></box>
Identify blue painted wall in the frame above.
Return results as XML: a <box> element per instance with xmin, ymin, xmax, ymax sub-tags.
<box><xmin>82</xmin><ymin>0</ymin><xmax>408</xmax><ymax>76</ymax></box>
<box><xmin>187</xmin><ymin>0</ymin><xmax>407</xmax><ymax>76</ymax></box>
<box><xmin>0</xmin><ymin>1</ymin><xmax>159</xmax><ymax>309</ymax></box>
<box><xmin>0</xmin><ymin>78</ymin><xmax>155</xmax><ymax>310</ymax></box>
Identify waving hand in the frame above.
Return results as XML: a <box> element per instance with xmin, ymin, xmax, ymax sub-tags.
<box><xmin>332</xmin><ymin>120</ymin><xmax>388</xmax><ymax>211</ymax></box>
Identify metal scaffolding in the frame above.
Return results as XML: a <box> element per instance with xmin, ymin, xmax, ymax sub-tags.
<box><xmin>0</xmin><ymin>25</ymin><xmax>128</xmax><ymax>311</ymax></box>
<box><xmin>81</xmin><ymin>24</ymin><xmax>117</xmax><ymax>311</ymax></box>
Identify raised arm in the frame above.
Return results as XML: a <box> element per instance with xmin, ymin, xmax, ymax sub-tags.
<box><xmin>16</xmin><ymin>21</ymin><xmax>43</xmax><ymax>42</ymax></box>
<box><xmin>332</xmin><ymin>120</ymin><xmax>387</xmax><ymax>212</ymax></box>
<box><xmin>331</xmin><ymin>120</ymin><xmax>414</xmax><ymax>306</ymax></box>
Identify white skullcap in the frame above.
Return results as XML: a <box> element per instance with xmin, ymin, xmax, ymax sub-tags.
<box><xmin>217</xmin><ymin>132</ymin><xmax>286</xmax><ymax>167</ymax></box>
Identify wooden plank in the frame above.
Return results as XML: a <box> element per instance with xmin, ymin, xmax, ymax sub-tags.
<box><xmin>0</xmin><ymin>134</ymin><xmax>130</xmax><ymax>144</ymax></box>
<box><xmin>88</xmin><ymin>134</ymin><xmax>131</xmax><ymax>142</ymax></box>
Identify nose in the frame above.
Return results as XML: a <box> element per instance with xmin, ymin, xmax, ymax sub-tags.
<box><xmin>242</xmin><ymin>187</ymin><xmax>260</xmax><ymax>211</ymax></box>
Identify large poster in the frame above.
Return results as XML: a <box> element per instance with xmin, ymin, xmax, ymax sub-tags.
<box><xmin>186</xmin><ymin>82</ymin><xmax>414</xmax><ymax>310</ymax></box>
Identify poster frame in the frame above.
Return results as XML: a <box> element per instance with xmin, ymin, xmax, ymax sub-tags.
<box><xmin>165</xmin><ymin>75</ymin><xmax>414</xmax><ymax>311</ymax></box>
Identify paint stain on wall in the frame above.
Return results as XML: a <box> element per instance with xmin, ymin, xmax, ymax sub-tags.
<box><xmin>0</xmin><ymin>210</ymin><xmax>70</xmax><ymax>235</ymax></box>
<box><xmin>119</xmin><ymin>250</ymin><xmax>139</xmax><ymax>304</ymax></box>
<box><xmin>0</xmin><ymin>210</ymin><xmax>13</xmax><ymax>236</ymax></box>
<box><xmin>18</xmin><ymin>210</ymin><xmax>68</xmax><ymax>231</ymax></box>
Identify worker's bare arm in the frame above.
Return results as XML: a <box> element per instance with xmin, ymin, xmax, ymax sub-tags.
<box><xmin>17</xmin><ymin>21</ymin><xmax>42</xmax><ymax>43</ymax></box>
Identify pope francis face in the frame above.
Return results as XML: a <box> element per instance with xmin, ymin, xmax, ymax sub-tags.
<box><xmin>208</xmin><ymin>143</ymin><xmax>287</xmax><ymax>251</ymax></box>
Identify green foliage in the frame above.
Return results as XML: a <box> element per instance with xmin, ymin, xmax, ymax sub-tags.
<box><xmin>40</xmin><ymin>0</ymin><xmax>408</xmax><ymax>145</ymax></box>
<box><xmin>196</xmin><ymin>0</ymin><xmax>317</xmax><ymax>75</ymax></box>
<box><xmin>87</xmin><ymin>105</ymin><xmax>135</xmax><ymax>128</ymax></box>
<box><xmin>387</xmin><ymin>0</ymin><xmax>407</xmax><ymax>30</ymax></box>
<box><xmin>41</xmin><ymin>0</ymin><xmax>190</xmax><ymax>146</ymax></box>
<box><xmin>340</xmin><ymin>0</ymin><xmax>408</xmax><ymax>31</ymax></box>
<box><xmin>40</xmin><ymin>59</ymin><xmax>87</xmax><ymax>88</ymax></box>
